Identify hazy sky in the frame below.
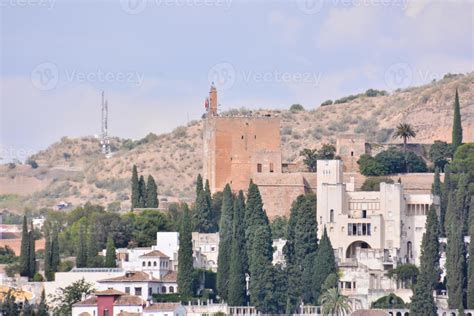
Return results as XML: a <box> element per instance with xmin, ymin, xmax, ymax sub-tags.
<box><xmin>1</xmin><ymin>0</ymin><xmax>473</xmax><ymax>161</ymax></box>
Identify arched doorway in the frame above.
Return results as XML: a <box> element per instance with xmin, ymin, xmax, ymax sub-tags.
<box><xmin>346</xmin><ymin>241</ymin><xmax>371</xmax><ymax>258</ymax></box>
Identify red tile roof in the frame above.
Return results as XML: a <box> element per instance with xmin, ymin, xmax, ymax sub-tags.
<box><xmin>161</xmin><ymin>271</ymin><xmax>177</xmax><ymax>282</ymax></box>
<box><xmin>72</xmin><ymin>294</ymin><xmax>144</xmax><ymax>307</ymax></box>
<box><xmin>144</xmin><ymin>303</ymin><xmax>181</xmax><ymax>312</ymax></box>
<box><xmin>140</xmin><ymin>250</ymin><xmax>169</xmax><ymax>258</ymax></box>
<box><xmin>95</xmin><ymin>289</ymin><xmax>126</xmax><ymax>296</ymax></box>
<box><xmin>99</xmin><ymin>271</ymin><xmax>159</xmax><ymax>283</ymax></box>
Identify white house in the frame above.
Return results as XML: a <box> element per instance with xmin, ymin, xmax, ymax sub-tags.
<box><xmin>71</xmin><ymin>289</ymin><xmax>145</xmax><ymax>316</ymax></box>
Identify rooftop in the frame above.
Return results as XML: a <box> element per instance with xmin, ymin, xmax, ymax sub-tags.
<box><xmin>139</xmin><ymin>250</ymin><xmax>169</xmax><ymax>258</ymax></box>
<box><xmin>144</xmin><ymin>302</ymin><xmax>181</xmax><ymax>312</ymax></box>
<box><xmin>99</xmin><ymin>271</ymin><xmax>159</xmax><ymax>283</ymax></box>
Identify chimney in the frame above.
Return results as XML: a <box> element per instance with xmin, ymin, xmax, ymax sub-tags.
<box><xmin>81</xmin><ymin>292</ymin><xmax>86</xmax><ymax>301</ymax></box>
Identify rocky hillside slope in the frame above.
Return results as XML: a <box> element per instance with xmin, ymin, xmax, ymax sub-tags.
<box><xmin>1</xmin><ymin>72</ymin><xmax>473</xmax><ymax>212</ymax></box>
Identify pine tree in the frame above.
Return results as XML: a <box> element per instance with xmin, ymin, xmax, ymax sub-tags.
<box><xmin>28</xmin><ymin>223</ymin><xmax>36</xmax><ymax>278</ymax></box>
<box><xmin>452</xmin><ymin>88</ymin><xmax>463</xmax><ymax>151</ymax></box>
<box><xmin>76</xmin><ymin>224</ymin><xmax>87</xmax><ymax>268</ymax></box>
<box><xmin>228</xmin><ymin>190</ymin><xmax>247</xmax><ymax>306</ymax></box>
<box><xmin>138</xmin><ymin>175</ymin><xmax>147</xmax><ymax>208</ymax></box>
<box><xmin>146</xmin><ymin>175</ymin><xmax>159</xmax><ymax>208</ymax></box>
<box><xmin>86</xmin><ymin>224</ymin><xmax>100</xmax><ymax>267</ymax></box>
<box><xmin>419</xmin><ymin>205</ymin><xmax>441</xmax><ymax>289</ymax></box>
<box><xmin>196</xmin><ymin>174</ymin><xmax>203</xmax><ymax>198</ymax></box>
<box><xmin>177</xmin><ymin>204</ymin><xmax>194</xmax><ymax>298</ymax></box>
<box><xmin>409</xmin><ymin>273</ymin><xmax>438</xmax><ymax>316</ymax></box>
<box><xmin>19</xmin><ymin>216</ymin><xmax>29</xmax><ymax>277</ymax></box>
<box><xmin>104</xmin><ymin>235</ymin><xmax>117</xmax><ymax>268</ymax></box>
<box><xmin>217</xmin><ymin>184</ymin><xmax>234</xmax><ymax>301</ymax></box>
<box><xmin>36</xmin><ymin>290</ymin><xmax>48</xmax><ymax>316</ymax></box>
<box><xmin>446</xmin><ymin>192</ymin><xmax>466</xmax><ymax>310</ymax></box>
<box><xmin>313</xmin><ymin>227</ymin><xmax>337</xmax><ymax>304</ymax></box>
<box><xmin>131</xmin><ymin>165</ymin><xmax>140</xmax><ymax>209</ymax></box>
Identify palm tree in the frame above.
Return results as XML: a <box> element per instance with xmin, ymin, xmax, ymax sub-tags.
<box><xmin>319</xmin><ymin>288</ymin><xmax>352</xmax><ymax>316</ymax></box>
<box><xmin>393</xmin><ymin>123</ymin><xmax>416</xmax><ymax>152</ymax></box>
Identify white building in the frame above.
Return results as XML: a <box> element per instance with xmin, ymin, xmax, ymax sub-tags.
<box><xmin>98</xmin><ymin>271</ymin><xmax>178</xmax><ymax>301</ymax></box>
<box><xmin>191</xmin><ymin>232</ymin><xmax>219</xmax><ymax>271</ymax></box>
<box><xmin>71</xmin><ymin>289</ymin><xmax>144</xmax><ymax>316</ymax></box>
<box><xmin>316</xmin><ymin>160</ymin><xmax>439</xmax><ymax>308</ymax></box>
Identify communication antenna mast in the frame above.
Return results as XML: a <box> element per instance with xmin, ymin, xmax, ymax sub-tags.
<box><xmin>100</xmin><ymin>91</ymin><xmax>111</xmax><ymax>156</ymax></box>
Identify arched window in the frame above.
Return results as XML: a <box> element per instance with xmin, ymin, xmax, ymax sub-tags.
<box><xmin>153</xmin><ymin>261</ymin><xmax>157</xmax><ymax>267</ymax></box>
<box><xmin>396</xmin><ymin>312</ymin><xmax>402</xmax><ymax>316</ymax></box>
<box><xmin>148</xmin><ymin>261</ymin><xmax>151</xmax><ymax>267</ymax></box>
<box><xmin>142</xmin><ymin>261</ymin><xmax>146</xmax><ymax>267</ymax></box>
<box><xmin>407</xmin><ymin>241</ymin><xmax>413</xmax><ymax>259</ymax></box>
<box><xmin>161</xmin><ymin>286</ymin><xmax>167</xmax><ymax>293</ymax></box>
<box><xmin>330</xmin><ymin>209</ymin><xmax>334</xmax><ymax>223</ymax></box>
<box><xmin>169</xmin><ymin>286</ymin><xmax>174</xmax><ymax>293</ymax></box>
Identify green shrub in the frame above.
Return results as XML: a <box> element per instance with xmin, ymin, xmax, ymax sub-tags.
<box><xmin>361</xmin><ymin>177</ymin><xmax>394</xmax><ymax>191</ymax></box>
<box><xmin>289</xmin><ymin>104</ymin><xmax>305</xmax><ymax>112</ymax></box>
<box><xmin>371</xmin><ymin>293</ymin><xmax>405</xmax><ymax>309</ymax></box>
<box><xmin>26</xmin><ymin>159</ymin><xmax>39</xmax><ymax>169</ymax></box>
<box><xmin>320</xmin><ymin>100</ymin><xmax>333</xmax><ymax>106</ymax></box>
<box><xmin>33</xmin><ymin>272</ymin><xmax>45</xmax><ymax>282</ymax></box>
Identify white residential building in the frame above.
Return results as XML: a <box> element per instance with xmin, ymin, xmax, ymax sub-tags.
<box><xmin>143</xmin><ymin>303</ymin><xmax>187</xmax><ymax>316</ymax></box>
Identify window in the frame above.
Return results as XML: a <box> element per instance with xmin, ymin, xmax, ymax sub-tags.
<box><xmin>347</xmin><ymin>223</ymin><xmax>371</xmax><ymax>236</ymax></box>
<box><xmin>270</xmin><ymin>163</ymin><xmax>274</xmax><ymax>173</ymax></box>
<box><xmin>142</xmin><ymin>261</ymin><xmax>146</xmax><ymax>267</ymax></box>
<box><xmin>148</xmin><ymin>261</ymin><xmax>151</xmax><ymax>267</ymax></box>
<box><xmin>169</xmin><ymin>286</ymin><xmax>175</xmax><ymax>293</ymax></box>
<box><xmin>149</xmin><ymin>287</ymin><xmax>152</xmax><ymax>296</ymax></box>
<box><xmin>362</xmin><ymin>210</ymin><xmax>367</xmax><ymax>218</ymax></box>
<box><xmin>154</xmin><ymin>261</ymin><xmax>157</xmax><ymax>267</ymax></box>
<box><xmin>351</xmin><ymin>151</ymin><xmax>354</xmax><ymax>157</ymax></box>
<box><xmin>104</xmin><ymin>310</ymin><xmax>109</xmax><ymax>316</ymax></box>
<box><xmin>161</xmin><ymin>286</ymin><xmax>167</xmax><ymax>293</ymax></box>
<box><xmin>330</xmin><ymin>209</ymin><xmax>334</xmax><ymax>222</ymax></box>
<box><xmin>135</xmin><ymin>287</ymin><xmax>142</xmax><ymax>296</ymax></box>
<box><xmin>241</xmin><ymin>135</ymin><xmax>244</xmax><ymax>140</ymax></box>
<box><xmin>125</xmin><ymin>287</ymin><xmax>130</xmax><ymax>294</ymax></box>
<box><xmin>257</xmin><ymin>163</ymin><xmax>262</xmax><ymax>173</ymax></box>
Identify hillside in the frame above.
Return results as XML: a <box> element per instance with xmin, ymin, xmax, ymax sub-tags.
<box><xmin>1</xmin><ymin>72</ymin><xmax>473</xmax><ymax>212</ymax></box>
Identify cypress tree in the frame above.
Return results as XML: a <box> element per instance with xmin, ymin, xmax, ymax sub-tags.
<box><xmin>104</xmin><ymin>235</ymin><xmax>117</xmax><ymax>268</ymax></box>
<box><xmin>19</xmin><ymin>216</ymin><xmax>29</xmax><ymax>277</ymax></box>
<box><xmin>177</xmin><ymin>204</ymin><xmax>194</xmax><ymax>298</ymax></box>
<box><xmin>138</xmin><ymin>175</ymin><xmax>147</xmax><ymax>208</ymax></box>
<box><xmin>245</xmin><ymin>181</ymin><xmax>269</xmax><ymax>270</ymax></box>
<box><xmin>131</xmin><ymin>165</ymin><xmax>140</xmax><ymax>209</ymax></box>
<box><xmin>146</xmin><ymin>175</ymin><xmax>159</xmax><ymax>208</ymax></box>
<box><xmin>195</xmin><ymin>189</ymin><xmax>214</xmax><ymax>233</ymax></box>
<box><xmin>51</xmin><ymin>228</ymin><xmax>60</xmax><ymax>273</ymax></box>
<box><xmin>87</xmin><ymin>224</ymin><xmax>100</xmax><ymax>267</ymax></box>
<box><xmin>44</xmin><ymin>232</ymin><xmax>53</xmax><ymax>281</ymax></box>
<box><xmin>410</xmin><ymin>273</ymin><xmax>438</xmax><ymax>316</ymax></box>
<box><xmin>228</xmin><ymin>190</ymin><xmax>247</xmax><ymax>306</ymax></box>
<box><xmin>196</xmin><ymin>174</ymin><xmax>203</xmax><ymax>198</ymax></box>
<box><xmin>456</xmin><ymin>173</ymin><xmax>470</xmax><ymax>235</ymax></box>
<box><xmin>248</xmin><ymin>224</ymin><xmax>275</xmax><ymax>313</ymax></box>
<box><xmin>36</xmin><ymin>290</ymin><xmax>48</xmax><ymax>316</ymax></box>
<box><xmin>419</xmin><ymin>205</ymin><xmax>441</xmax><ymax>289</ymax></box>
<box><xmin>28</xmin><ymin>223</ymin><xmax>36</xmax><ymax>278</ymax></box>
<box><xmin>446</xmin><ymin>192</ymin><xmax>466</xmax><ymax>310</ymax></box>
<box><xmin>76</xmin><ymin>224</ymin><xmax>87</xmax><ymax>268</ymax></box>
<box><xmin>313</xmin><ymin>227</ymin><xmax>336</xmax><ymax>304</ymax></box>
<box><xmin>440</xmin><ymin>168</ymin><xmax>452</xmax><ymax>237</ymax></box>
<box><xmin>452</xmin><ymin>88</ymin><xmax>463</xmax><ymax>151</ymax></box>
<box><xmin>216</xmin><ymin>184</ymin><xmax>234</xmax><ymax>301</ymax></box>
<box><xmin>467</xmin><ymin>199</ymin><xmax>474</xmax><ymax>309</ymax></box>
<box><xmin>432</xmin><ymin>168</ymin><xmax>442</xmax><ymax>197</ymax></box>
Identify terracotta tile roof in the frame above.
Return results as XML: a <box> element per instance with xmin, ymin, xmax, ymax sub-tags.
<box><xmin>72</xmin><ymin>296</ymin><xmax>97</xmax><ymax>306</ymax></box>
<box><xmin>140</xmin><ymin>250</ymin><xmax>169</xmax><ymax>258</ymax></box>
<box><xmin>114</xmin><ymin>295</ymin><xmax>145</xmax><ymax>306</ymax></box>
<box><xmin>116</xmin><ymin>313</ymin><xmax>141</xmax><ymax>316</ymax></box>
<box><xmin>144</xmin><ymin>303</ymin><xmax>181</xmax><ymax>311</ymax></box>
<box><xmin>99</xmin><ymin>271</ymin><xmax>159</xmax><ymax>283</ymax></box>
<box><xmin>73</xmin><ymin>294</ymin><xmax>144</xmax><ymax>307</ymax></box>
<box><xmin>161</xmin><ymin>271</ymin><xmax>177</xmax><ymax>282</ymax></box>
<box><xmin>95</xmin><ymin>289</ymin><xmax>126</xmax><ymax>296</ymax></box>
<box><xmin>350</xmin><ymin>310</ymin><xmax>388</xmax><ymax>316</ymax></box>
